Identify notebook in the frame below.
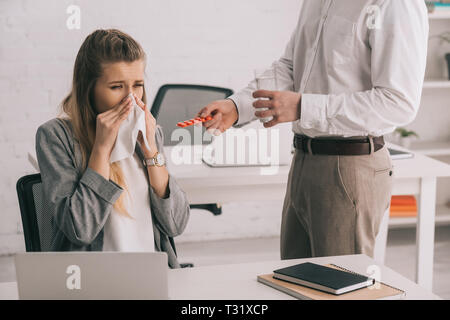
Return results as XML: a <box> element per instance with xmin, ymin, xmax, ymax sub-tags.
<box><xmin>390</xmin><ymin>195</ymin><xmax>418</xmax><ymax>217</ymax></box>
<box><xmin>257</xmin><ymin>264</ymin><xmax>406</xmax><ymax>300</ymax></box>
<box><xmin>272</xmin><ymin>262</ymin><xmax>374</xmax><ymax>295</ymax></box>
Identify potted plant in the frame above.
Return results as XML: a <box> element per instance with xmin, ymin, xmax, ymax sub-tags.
<box><xmin>430</xmin><ymin>31</ymin><xmax>450</xmax><ymax>80</ymax></box>
<box><xmin>394</xmin><ymin>128</ymin><xmax>419</xmax><ymax>149</ymax></box>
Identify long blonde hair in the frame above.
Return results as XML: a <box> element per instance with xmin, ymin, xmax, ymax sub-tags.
<box><xmin>60</xmin><ymin>29</ymin><xmax>147</xmax><ymax>217</ymax></box>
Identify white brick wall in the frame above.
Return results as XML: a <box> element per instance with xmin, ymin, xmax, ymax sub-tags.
<box><xmin>0</xmin><ymin>0</ymin><xmax>303</xmax><ymax>254</ymax></box>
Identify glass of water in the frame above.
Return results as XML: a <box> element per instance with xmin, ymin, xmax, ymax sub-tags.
<box><xmin>254</xmin><ymin>64</ymin><xmax>278</xmax><ymax>123</ymax></box>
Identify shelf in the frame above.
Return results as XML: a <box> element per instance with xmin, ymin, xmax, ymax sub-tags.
<box><xmin>409</xmin><ymin>141</ymin><xmax>450</xmax><ymax>157</ymax></box>
<box><xmin>423</xmin><ymin>80</ymin><xmax>450</xmax><ymax>88</ymax></box>
<box><xmin>428</xmin><ymin>11</ymin><xmax>450</xmax><ymax>20</ymax></box>
<box><xmin>389</xmin><ymin>204</ymin><xmax>450</xmax><ymax>229</ymax></box>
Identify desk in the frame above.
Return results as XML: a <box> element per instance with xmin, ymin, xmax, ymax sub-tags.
<box><xmin>166</xmin><ymin>144</ymin><xmax>450</xmax><ymax>291</ymax></box>
<box><xmin>0</xmin><ymin>254</ymin><xmax>439</xmax><ymax>300</ymax></box>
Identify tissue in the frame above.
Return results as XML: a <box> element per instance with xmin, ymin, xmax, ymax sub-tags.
<box><xmin>109</xmin><ymin>93</ymin><xmax>152</xmax><ymax>163</ymax></box>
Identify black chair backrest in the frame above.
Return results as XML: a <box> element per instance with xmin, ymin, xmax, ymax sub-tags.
<box><xmin>16</xmin><ymin>174</ymin><xmax>43</xmax><ymax>251</ymax></box>
<box><xmin>150</xmin><ymin>84</ymin><xmax>234</xmax><ymax>146</ymax></box>
<box><xmin>17</xmin><ymin>174</ymin><xmax>55</xmax><ymax>252</ymax></box>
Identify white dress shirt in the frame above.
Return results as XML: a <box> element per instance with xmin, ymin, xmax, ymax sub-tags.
<box><xmin>103</xmin><ymin>152</ymin><xmax>155</xmax><ymax>252</ymax></box>
<box><xmin>229</xmin><ymin>0</ymin><xmax>429</xmax><ymax>138</ymax></box>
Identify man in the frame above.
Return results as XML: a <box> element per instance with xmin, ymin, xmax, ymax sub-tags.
<box><xmin>197</xmin><ymin>0</ymin><xmax>429</xmax><ymax>259</ymax></box>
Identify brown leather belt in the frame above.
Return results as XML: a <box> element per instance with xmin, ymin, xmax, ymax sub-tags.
<box><xmin>293</xmin><ymin>135</ymin><xmax>385</xmax><ymax>156</ymax></box>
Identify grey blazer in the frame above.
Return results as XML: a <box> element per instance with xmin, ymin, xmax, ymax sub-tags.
<box><xmin>35</xmin><ymin>118</ymin><xmax>190</xmax><ymax>268</ymax></box>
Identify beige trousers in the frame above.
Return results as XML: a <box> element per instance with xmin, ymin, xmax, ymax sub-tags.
<box><xmin>280</xmin><ymin>144</ymin><xmax>393</xmax><ymax>259</ymax></box>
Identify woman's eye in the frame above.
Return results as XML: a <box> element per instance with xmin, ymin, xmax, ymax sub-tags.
<box><xmin>110</xmin><ymin>84</ymin><xmax>142</xmax><ymax>89</ymax></box>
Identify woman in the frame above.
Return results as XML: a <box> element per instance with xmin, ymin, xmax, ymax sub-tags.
<box><xmin>35</xmin><ymin>29</ymin><xmax>190</xmax><ymax>268</ymax></box>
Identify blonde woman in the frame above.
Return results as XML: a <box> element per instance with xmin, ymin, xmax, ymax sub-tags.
<box><xmin>35</xmin><ymin>29</ymin><xmax>190</xmax><ymax>268</ymax></box>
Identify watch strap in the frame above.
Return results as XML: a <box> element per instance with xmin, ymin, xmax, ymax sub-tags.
<box><xmin>143</xmin><ymin>152</ymin><xmax>163</xmax><ymax>167</ymax></box>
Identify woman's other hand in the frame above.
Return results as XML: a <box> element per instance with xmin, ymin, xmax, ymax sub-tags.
<box><xmin>133</xmin><ymin>93</ymin><xmax>158</xmax><ymax>158</ymax></box>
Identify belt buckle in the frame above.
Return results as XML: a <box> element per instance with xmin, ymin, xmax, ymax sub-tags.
<box><xmin>368</xmin><ymin>136</ymin><xmax>374</xmax><ymax>155</ymax></box>
<box><xmin>306</xmin><ymin>138</ymin><xmax>313</xmax><ymax>155</ymax></box>
<box><xmin>299</xmin><ymin>135</ymin><xmax>313</xmax><ymax>155</ymax></box>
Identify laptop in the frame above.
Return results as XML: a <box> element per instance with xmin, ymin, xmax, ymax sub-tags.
<box><xmin>14</xmin><ymin>252</ymin><xmax>168</xmax><ymax>300</ymax></box>
<box><xmin>388</xmin><ymin>148</ymin><xmax>414</xmax><ymax>160</ymax></box>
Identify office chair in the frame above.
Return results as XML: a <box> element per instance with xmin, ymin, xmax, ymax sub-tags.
<box><xmin>16</xmin><ymin>174</ymin><xmax>45</xmax><ymax>251</ymax></box>
<box><xmin>16</xmin><ymin>173</ymin><xmax>193</xmax><ymax>268</ymax></box>
<box><xmin>150</xmin><ymin>84</ymin><xmax>234</xmax><ymax>216</ymax></box>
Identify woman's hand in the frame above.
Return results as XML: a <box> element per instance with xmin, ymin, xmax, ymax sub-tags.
<box><xmin>133</xmin><ymin>93</ymin><xmax>158</xmax><ymax>158</ymax></box>
<box><xmin>88</xmin><ymin>95</ymin><xmax>133</xmax><ymax>179</ymax></box>
<box><xmin>133</xmin><ymin>93</ymin><xmax>169</xmax><ymax>199</ymax></box>
<box><xmin>92</xmin><ymin>95</ymin><xmax>133</xmax><ymax>157</ymax></box>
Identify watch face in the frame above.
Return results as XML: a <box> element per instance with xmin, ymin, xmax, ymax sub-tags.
<box><xmin>156</xmin><ymin>153</ymin><xmax>165</xmax><ymax>166</ymax></box>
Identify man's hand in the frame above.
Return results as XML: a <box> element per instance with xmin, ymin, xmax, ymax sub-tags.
<box><xmin>253</xmin><ymin>90</ymin><xmax>302</xmax><ymax>128</ymax></box>
<box><xmin>197</xmin><ymin>99</ymin><xmax>239</xmax><ymax>135</ymax></box>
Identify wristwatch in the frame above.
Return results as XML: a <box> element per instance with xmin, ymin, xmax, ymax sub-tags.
<box><xmin>143</xmin><ymin>152</ymin><xmax>166</xmax><ymax>167</ymax></box>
